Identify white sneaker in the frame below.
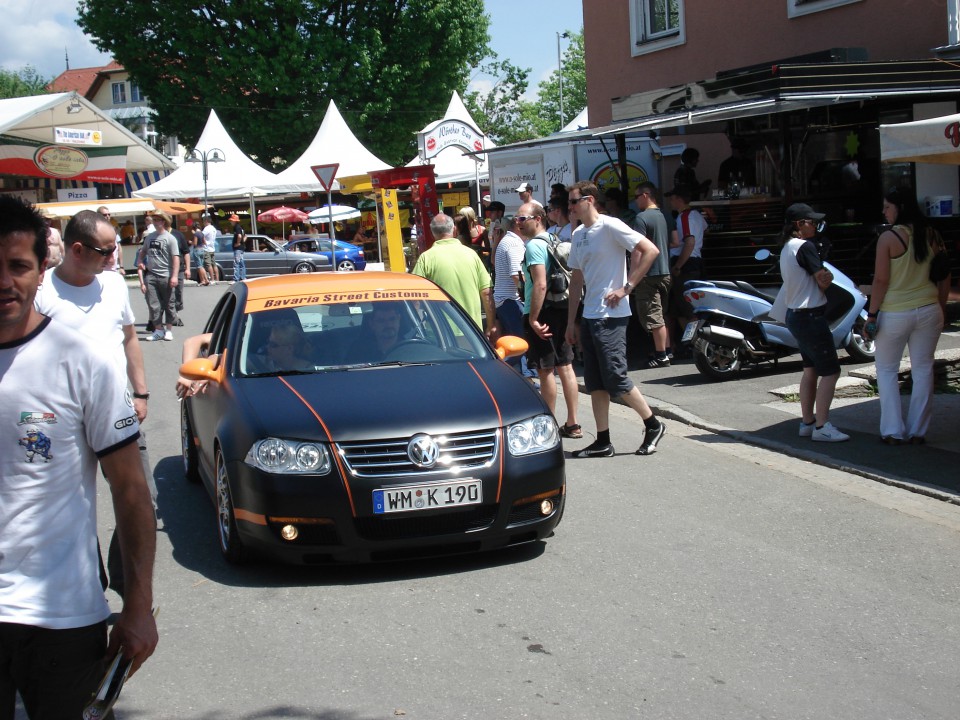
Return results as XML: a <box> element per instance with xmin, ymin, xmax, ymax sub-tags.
<box><xmin>799</xmin><ymin>421</ymin><xmax>815</xmax><ymax>438</ymax></box>
<box><xmin>163</xmin><ymin>330</ymin><xmax>173</xmax><ymax>341</ymax></box>
<box><xmin>812</xmin><ymin>422</ymin><xmax>849</xmax><ymax>443</ymax></box>
<box><xmin>144</xmin><ymin>329</ymin><xmax>165</xmax><ymax>342</ymax></box>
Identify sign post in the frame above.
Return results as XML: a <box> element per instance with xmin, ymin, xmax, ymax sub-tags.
<box><xmin>311</xmin><ymin>163</ymin><xmax>339</xmax><ymax>271</ymax></box>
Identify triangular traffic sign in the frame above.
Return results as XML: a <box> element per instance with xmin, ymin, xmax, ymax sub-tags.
<box><xmin>311</xmin><ymin>163</ymin><xmax>339</xmax><ymax>191</ymax></box>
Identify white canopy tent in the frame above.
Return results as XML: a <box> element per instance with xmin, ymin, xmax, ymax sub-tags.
<box><xmin>262</xmin><ymin>100</ymin><xmax>391</xmax><ymax>194</ymax></box>
<box><xmin>879</xmin><ymin>112</ymin><xmax>960</xmax><ymax>164</ymax></box>
<box><xmin>406</xmin><ymin>91</ymin><xmax>495</xmax><ymax>184</ymax></box>
<box><xmin>559</xmin><ymin>107</ymin><xmax>589</xmax><ymax>134</ymax></box>
<box><xmin>133</xmin><ymin>110</ymin><xmax>279</xmax><ymax>230</ymax></box>
<box><xmin>0</xmin><ymin>93</ymin><xmax>174</xmax><ymax>173</ymax></box>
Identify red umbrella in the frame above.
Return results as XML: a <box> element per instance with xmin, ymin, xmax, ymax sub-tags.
<box><xmin>257</xmin><ymin>206</ymin><xmax>309</xmax><ymax>223</ymax></box>
<box><xmin>256</xmin><ymin>206</ymin><xmax>309</xmax><ymax>237</ymax></box>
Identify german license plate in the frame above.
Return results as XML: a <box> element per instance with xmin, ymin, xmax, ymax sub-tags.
<box><xmin>373</xmin><ymin>479</ymin><xmax>482</xmax><ymax>514</ymax></box>
<box><xmin>681</xmin><ymin>320</ymin><xmax>699</xmax><ymax>343</ymax></box>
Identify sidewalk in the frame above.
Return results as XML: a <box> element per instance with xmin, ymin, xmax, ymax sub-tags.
<box><xmin>570</xmin><ymin>318</ymin><xmax>960</xmax><ymax>504</ymax></box>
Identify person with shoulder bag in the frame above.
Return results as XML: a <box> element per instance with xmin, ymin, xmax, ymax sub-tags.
<box><xmin>862</xmin><ymin>189</ymin><xmax>950</xmax><ymax>445</ymax></box>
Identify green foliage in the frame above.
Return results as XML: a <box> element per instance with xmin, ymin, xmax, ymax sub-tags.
<box><xmin>76</xmin><ymin>0</ymin><xmax>490</xmax><ymax>167</ymax></box>
<box><xmin>464</xmin><ymin>28</ymin><xmax>585</xmax><ymax>145</ymax></box>
<box><xmin>0</xmin><ymin>66</ymin><xmax>51</xmax><ymax>99</ymax></box>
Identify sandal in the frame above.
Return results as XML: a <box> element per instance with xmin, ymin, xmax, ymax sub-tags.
<box><xmin>559</xmin><ymin>423</ymin><xmax>583</xmax><ymax>439</ymax></box>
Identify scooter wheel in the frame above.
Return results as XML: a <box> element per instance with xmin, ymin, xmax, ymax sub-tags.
<box><xmin>694</xmin><ymin>340</ymin><xmax>742</xmax><ymax>381</ymax></box>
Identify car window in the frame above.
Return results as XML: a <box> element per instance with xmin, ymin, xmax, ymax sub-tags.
<box><xmin>237</xmin><ymin>298</ymin><xmax>491</xmax><ymax>376</ymax></box>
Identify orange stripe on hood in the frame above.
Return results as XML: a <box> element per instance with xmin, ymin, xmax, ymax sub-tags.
<box><xmin>466</xmin><ymin>362</ymin><xmax>504</xmax><ymax>503</ymax></box>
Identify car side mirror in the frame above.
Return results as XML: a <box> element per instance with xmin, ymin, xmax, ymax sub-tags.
<box><xmin>495</xmin><ymin>335</ymin><xmax>529</xmax><ymax>360</ymax></box>
<box><xmin>179</xmin><ymin>357</ymin><xmax>224</xmax><ymax>385</ymax></box>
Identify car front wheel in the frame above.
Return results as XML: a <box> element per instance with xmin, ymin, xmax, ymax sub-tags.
<box><xmin>216</xmin><ymin>451</ymin><xmax>247</xmax><ymax>564</ymax></box>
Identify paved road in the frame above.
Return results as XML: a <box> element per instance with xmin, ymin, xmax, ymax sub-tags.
<box><xmin>78</xmin><ymin>281</ymin><xmax>960</xmax><ymax>719</ymax></box>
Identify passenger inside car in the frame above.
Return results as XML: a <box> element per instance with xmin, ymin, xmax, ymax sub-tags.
<box><xmin>248</xmin><ymin>323</ymin><xmax>314</xmax><ymax>373</ymax></box>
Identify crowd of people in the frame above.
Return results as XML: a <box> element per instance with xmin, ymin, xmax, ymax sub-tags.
<box><xmin>0</xmin><ymin>166</ymin><xmax>952</xmax><ymax>716</ymax></box>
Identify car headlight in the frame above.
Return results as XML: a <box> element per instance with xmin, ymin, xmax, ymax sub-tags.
<box><xmin>245</xmin><ymin>437</ymin><xmax>332</xmax><ymax>474</ymax></box>
<box><xmin>506</xmin><ymin>414</ymin><xmax>559</xmax><ymax>456</ymax></box>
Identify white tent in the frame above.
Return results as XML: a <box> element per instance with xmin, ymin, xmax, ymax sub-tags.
<box><xmin>559</xmin><ymin>107</ymin><xmax>589</xmax><ymax>134</ymax></box>
<box><xmin>262</xmin><ymin>100</ymin><xmax>391</xmax><ymax>193</ymax></box>
<box><xmin>0</xmin><ymin>93</ymin><xmax>174</xmax><ymax>173</ymax></box>
<box><xmin>879</xmin><ymin>113</ymin><xmax>960</xmax><ymax>164</ymax></box>
<box><xmin>133</xmin><ymin>110</ymin><xmax>278</xmax><ymax>199</ymax></box>
<box><xmin>406</xmin><ymin>91</ymin><xmax>495</xmax><ymax>184</ymax></box>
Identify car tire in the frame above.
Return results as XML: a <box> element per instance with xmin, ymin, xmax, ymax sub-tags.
<box><xmin>181</xmin><ymin>402</ymin><xmax>201</xmax><ymax>484</ymax></box>
<box><xmin>293</xmin><ymin>261</ymin><xmax>313</xmax><ymax>274</ymax></box>
<box><xmin>336</xmin><ymin>259</ymin><xmax>356</xmax><ymax>271</ymax></box>
<box><xmin>216</xmin><ymin>450</ymin><xmax>248</xmax><ymax>564</ymax></box>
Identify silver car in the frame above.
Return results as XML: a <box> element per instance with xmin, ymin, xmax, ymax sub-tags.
<box><xmin>191</xmin><ymin>235</ymin><xmax>328</xmax><ymax>281</ymax></box>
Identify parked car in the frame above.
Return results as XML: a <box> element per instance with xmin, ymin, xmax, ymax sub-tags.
<box><xmin>179</xmin><ymin>272</ymin><xmax>565</xmax><ymax>565</ymax></box>
<box><xmin>284</xmin><ymin>235</ymin><xmax>366</xmax><ymax>271</ymax></box>
<box><xmin>190</xmin><ymin>235</ymin><xmax>326</xmax><ymax>281</ymax></box>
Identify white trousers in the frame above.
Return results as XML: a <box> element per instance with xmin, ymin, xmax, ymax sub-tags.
<box><xmin>875</xmin><ymin>303</ymin><xmax>943</xmax><ymax>439</ymax></box>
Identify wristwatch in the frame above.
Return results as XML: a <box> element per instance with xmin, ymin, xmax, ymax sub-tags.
<box><xmin>623</xmin><ymin>281</ymin><xmax>634</xmax><ymax>292</ymax></box>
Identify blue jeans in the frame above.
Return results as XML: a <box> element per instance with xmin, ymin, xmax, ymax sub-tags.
<box><xmin>234</xmin><ymin>250</ymin><xmax>246</xmax><ymax>281</ymax></box>
<box><xmin>496</xmin><ymin>299</ymin><xmax>535</xmax><ymax>377</ymax></box>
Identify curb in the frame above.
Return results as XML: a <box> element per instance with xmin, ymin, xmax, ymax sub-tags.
<box><xmin>575</xmin><ymin>380</ymin><xmax>960</xmax><ymax>506</ymax></box>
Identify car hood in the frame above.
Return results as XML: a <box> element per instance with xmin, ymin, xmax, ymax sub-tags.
<box><xmin>239</xmin><ymin>360</ymin><xmax>546</xmax><ymax>441</ymax></box>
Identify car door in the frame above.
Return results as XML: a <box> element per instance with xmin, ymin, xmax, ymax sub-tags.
<box><xmin>214</xmin><ymin>236</ymin><xmax>235</xmax><ymax>277</ymax></box>
<box><xmin>190</xmin><ymin>292</ymin><xmax>239</xmax><ymax>480</ymax></box>
<box><xmin>248</xmin><ymin>238</ymin><xmax>291</xmax><ymax>276</ymax></box>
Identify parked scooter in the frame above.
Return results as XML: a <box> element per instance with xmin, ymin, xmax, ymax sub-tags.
<box><xmin>681</xmin><ymin>249</ymin><xmax>875</xmax><ymax>381</ymax></box>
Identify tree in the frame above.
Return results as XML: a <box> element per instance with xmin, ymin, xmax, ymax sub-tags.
<box><xmin>464</xmin><ymin>28</ymin><xmax>585</xmax><ymax>145</ymax></box>
<box><xmin>0</xmin><ymin>66</ymin><xmax>50</xmax><ymax>99</ymax></box>
<box><xmin>535</xmin><ymin>30</ymin><xmax>586</xmax><ymax>132</ymax></box>
<box><xmin>76</xmin><ymin>1</ymin><xmax>490</xmax><ymax>167</ymax></box>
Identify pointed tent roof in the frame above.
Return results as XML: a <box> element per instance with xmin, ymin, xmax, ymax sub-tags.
<box><xmin>406</xmin><ymin>91</ymin><xmax>495</xmax><ymax>183</ymax></box>
<box><xmin>134</xmin><ymin>110</ymin><xmax>278</xmax><ymax>199</ymax></box>
<box><xmin>0</xmin><ymin>93</ymin><xmax>173</xmax><ymax>172</ymax></box>
<box><xmin>559</xmin><ymin>107</ymin><xmax>589</xmax><ymax>134</ymax></box>
<box><xmin>261</xmin><ymin>100</ymin><xmax>392</xmax><ymax>193</ymax></box>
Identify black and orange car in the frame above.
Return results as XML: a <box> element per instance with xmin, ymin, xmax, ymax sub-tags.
<box><xmin>179</xmin><ymin>272</ymin><xmax>565</xmax><ymax>564</ymax></box>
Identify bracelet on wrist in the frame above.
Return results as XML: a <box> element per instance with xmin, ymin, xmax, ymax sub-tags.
<box><xmin>867</xmin><ymin>312</ymin><xmax>878</xmax><ymax>318</ymax></box>
<box><xmin>133</xmin><ymin>392</ymin><xmax>150</xmax><ymax>400</ymax></box>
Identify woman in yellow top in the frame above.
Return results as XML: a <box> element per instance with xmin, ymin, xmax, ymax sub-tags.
<box><xmin>865</xmin><ymin>189</ymin><xmax>950</xmax><ymax>444</ymax></box>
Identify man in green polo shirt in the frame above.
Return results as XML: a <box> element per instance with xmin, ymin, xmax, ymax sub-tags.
<box><xmin>413</xmin><ymin>213</ymin><xmax>496</xmax><ymax>338</ymax></box>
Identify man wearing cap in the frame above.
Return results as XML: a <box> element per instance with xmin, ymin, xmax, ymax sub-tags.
<box><xmin>230</xmin><ymin>214</ymin><xmax>246</xmax><ymax>281</ymax></box>
<box><xmin>138</xmin><ymin>212</ymin><xmax>180</xmax><ymax>342</ymax></box>
<box><xmin>775</xmin><ymin>203</ymin><xmax>849</xmax><ymax>443</ymax></box>
<box><xmin>485</xmin><ymin>201</ymin><xmax>508</xmax><ymax>251</ymax></box>
<box><xmin>515</xmin><ymin>182</ymin><xmax>543</xmax><ymax>208</ymax></box>
<box><xmin>665</xmin><ymin>184</ymin><xmax>707</xmax><ymax>356</ymax></box>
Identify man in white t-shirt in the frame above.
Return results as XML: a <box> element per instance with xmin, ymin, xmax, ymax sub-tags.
<box><xmin>564</xmin><ymin>181</ymin><xmax>666</xmax><ymax>458</ymax></box>
<box><xmin>515</xmin><ymin>181</ymin><xmax>543</xmax><ymax>209</ymax></box>
<box><xmin>0</xmin><ymin>196</ymin><xmax>157</xmax><ymax>717</ymax></box>
<box><xmin>201</xmin><ymin>214</ymin><xmax>220</xmax><ymax>282</ymax></box>
<box><xmin>36</xmin><ymin>208</ymin><xmax>158</xmax><ymax>595</ymax></box>
<box><xmin>492</xmin><ymin>216</ymin><xmax>533</xmax><ymax>379</ymax></box>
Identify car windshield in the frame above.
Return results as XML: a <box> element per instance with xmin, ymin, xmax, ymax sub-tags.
<box><xmin>237</xmin><ymin>298</ymin><xmax>493</xmax><ymax>376</ymax></box>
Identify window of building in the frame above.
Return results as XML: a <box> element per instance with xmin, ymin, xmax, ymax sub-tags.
<box><xmin>112</xmin><ymin>82</ymin><xmax>127</xmax><ymax>104</ymax></box>
<box><xmin>630</xmin><ymin>0</ymin><xmax>685</xmax><ymax>57</ymax></box>
<box><xmin>131</xmin><ymin>84</ymin><xmax>144</xmax><ymax>103</ymax></box>
<box><xmin>788</xmin><ymin>0</ymin><xmax>862</xmax><ymax>18</ymax></box>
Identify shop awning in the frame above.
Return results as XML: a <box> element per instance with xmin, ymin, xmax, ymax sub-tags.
<box><xmin>36</xmin><ymin>197</ymin><xmax>207</xmax><ymax>218</ymax></box>
<box><xmin>879</xmin><ymin>112</ymin><xmax>960</xmax><ymax>164</ymax></box>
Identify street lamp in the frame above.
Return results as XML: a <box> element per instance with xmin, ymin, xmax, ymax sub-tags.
<box><xmin>184</xmin><ymin>147</ymin><xmax>225</xmax><ymax>217</ymax></box>
<box><xmin>557</xmin><ymin>31</ymin><xmax>571</xmax><ymax>130</ymax></box>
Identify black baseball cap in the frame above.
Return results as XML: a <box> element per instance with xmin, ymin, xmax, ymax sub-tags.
<box><xmin>784</xmin><ymin>203</ymin><xmax>825</xmax><ymax>222</ymax></box>
<box><xmin>487</xmin><ymin>201</ymin><xmax>505</xmax><ymax>212</ymax></box>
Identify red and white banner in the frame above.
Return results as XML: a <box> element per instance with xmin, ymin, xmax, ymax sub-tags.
<box><xmin>0</xmin><ymin>134</ymin><xmax>128</xmax><ymax>183</ymax></box>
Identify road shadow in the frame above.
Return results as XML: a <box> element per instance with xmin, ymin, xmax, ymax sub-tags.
<box><xmin>154</xmin><ymin>456</ymin><xmax>549</xmax><ymax>589</ymax></box>
<box><xmin>119</xmin><ymin>707</ymin><xmax>385</xmax><ymax>720</ymax></box>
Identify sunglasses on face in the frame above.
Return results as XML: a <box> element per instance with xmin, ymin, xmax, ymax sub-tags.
<box><xmin>80</xmin><ymin>242</ymin><xmax>115</xmax><ymax>257</ymax></box>
<box><xmin>568</xmin><ymin>196</ymin><xmax>587</xmax><ymax>205</ymax></box>
<box><xmin>514</xmin><ymin>215</ymin><xmax>536</xmax><ymax>223</ymax></box>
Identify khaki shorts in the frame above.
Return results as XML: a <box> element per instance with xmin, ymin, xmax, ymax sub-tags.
<box><xmin>632</xmin><ymin>274</ymin><xmax>671</xmax><ymax>331</ymax></box>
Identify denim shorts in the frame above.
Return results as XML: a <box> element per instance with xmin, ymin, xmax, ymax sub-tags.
<box><xmin>786</xmin><ymin>306</ymin><xmax>840</xmax><ymax>377</ymax></box>
<box><xmin>580</xmin><ymin>316</ymin><xmax>634</xmax><ymax>397</ymax></box>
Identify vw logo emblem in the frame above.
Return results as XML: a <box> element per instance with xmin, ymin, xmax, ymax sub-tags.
<box><xmin>407</xmin><ymin>434</ymin><xmax>440</xmax><ymax>468</ymax></box>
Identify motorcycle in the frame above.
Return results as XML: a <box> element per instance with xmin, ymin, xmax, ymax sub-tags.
<box><xmin>681</xmin><ymin>249</ymin><xmax>875</xmax><ymax>381</ymax></box>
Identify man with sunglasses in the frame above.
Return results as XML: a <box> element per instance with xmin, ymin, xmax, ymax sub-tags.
<box><xmin>34</xmin><ymin>208</ymin><xmax>158</xmax><ymax>595</ymax></box>
<box><xmin>137</xmin><ymin>212</ymin><xmax>180</xmax><ymax>341</ymax></box>
<box><xmin>564</xmin><ymin>181</ymin><xmax>666</xmax><ymax>457</ymax></box>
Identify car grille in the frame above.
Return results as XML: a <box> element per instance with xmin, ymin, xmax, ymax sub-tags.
<box><xmin>354</xmin><ymin>505</ymin><xmax>498</xmax><ymax>541</ymax></box>
<box><xmin>336</xmin><ymin>429</ymin><xmax>499</xmax><ymax>478</ymax></box>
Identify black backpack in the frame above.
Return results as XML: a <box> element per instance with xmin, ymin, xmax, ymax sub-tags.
<box><xmin>543</xmin><ymin>233</ymin><xmax>572</xmax><ymax>308</ymax></box>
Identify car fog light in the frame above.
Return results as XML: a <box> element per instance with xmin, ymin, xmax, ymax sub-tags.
<box><xmin>540</xmin><ymin>499</ymin><xmax>554</xmax><ymax>516</ymax></box>
<box><xmin>280</xmin><ymin>524</ymin><xmax>299</xmax><ymax>541</ymax></box>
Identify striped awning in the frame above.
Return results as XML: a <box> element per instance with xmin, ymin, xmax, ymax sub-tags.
<box><xmin>125</xmin><ymin>170</ymin><xmax>169</xmax><ymax>194</ymax></box>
